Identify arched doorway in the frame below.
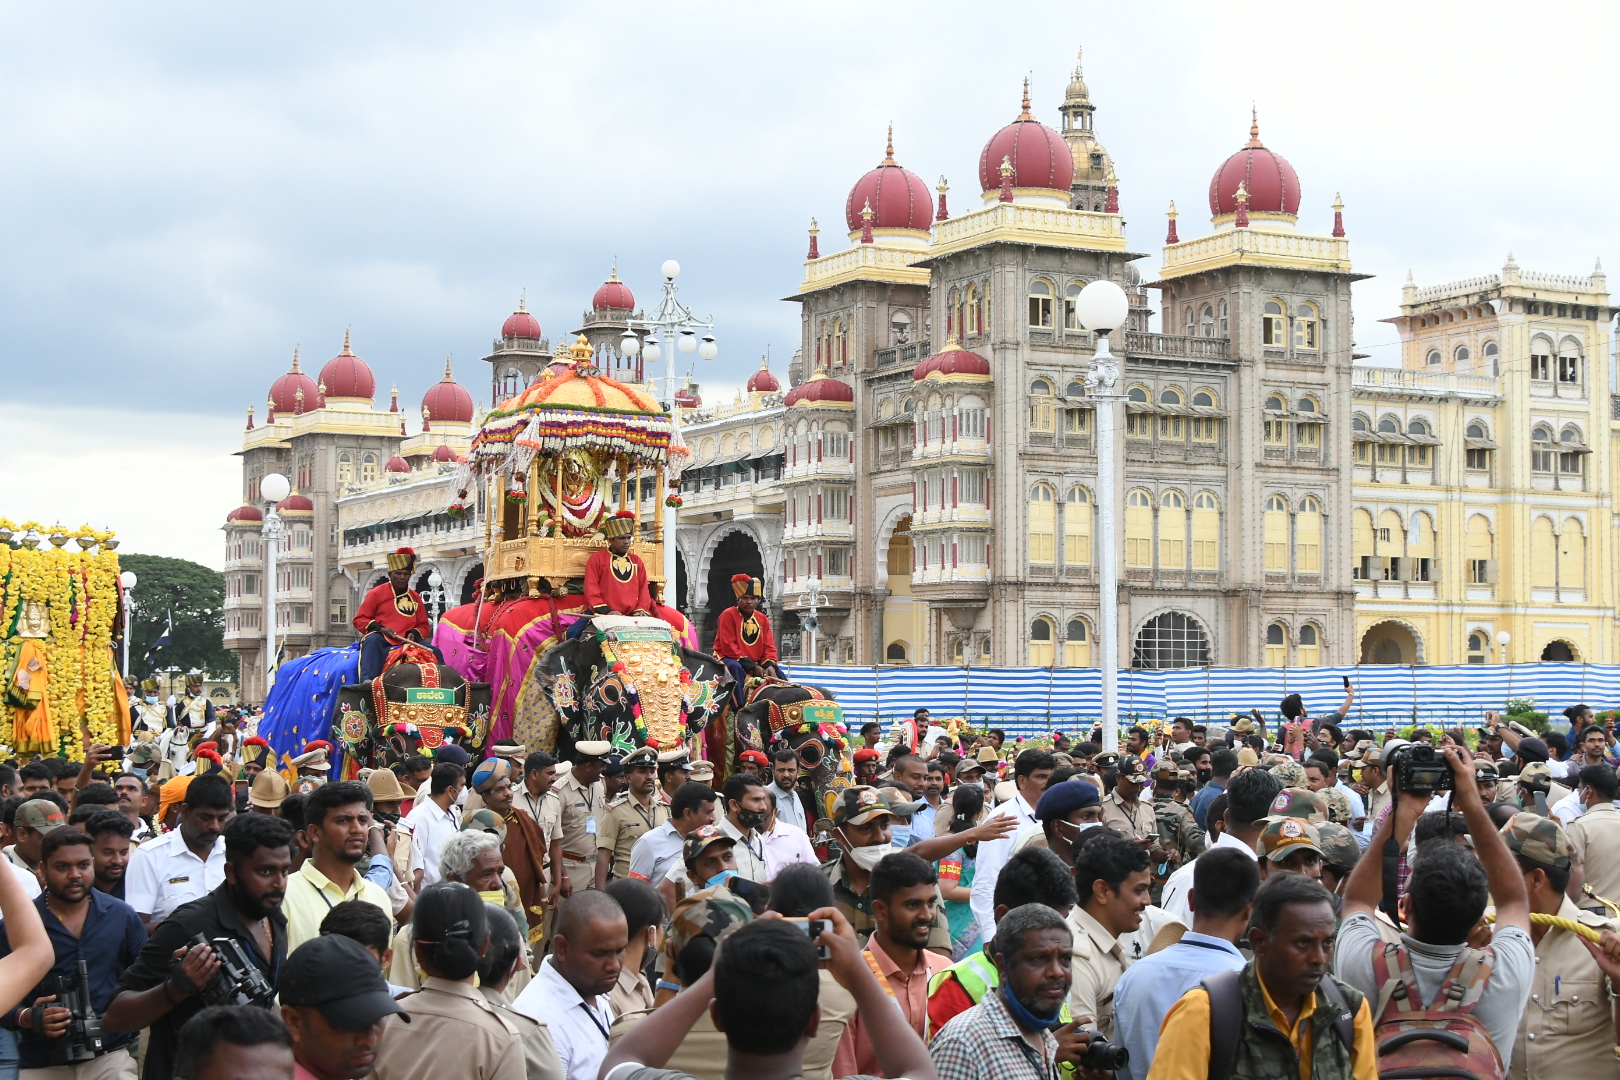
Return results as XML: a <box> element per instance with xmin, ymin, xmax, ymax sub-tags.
<box><xmin>1131</xmin><ymin>611</ymin><xmax>1210</xmax><ymax>669</ymax></box>
<box><xmin>1541</xmin><ymin>640</ymin><xmax>1578</xmax><ymax>662</ymax></box>
<box><xmin>704</xmin><ymin>531</ymin><xmax>765</xmax><ymax>652</ymax></box>
<box><xmin>459</xmin><ymin>564</ymin><xmax>484</xmax><ymax>605</ymax></box>
<box><xmin>675</xmin><ymin>550</ymin><xmax>689</xmax><ymax>613</ymax></box>
<box><xmin>882</xmin><ymin>516</ymin><xmax>917</xmax><ymax>665</ymax></box>
<box><xmin>1360</xmin><ymin>621</ymin><xmax>1420</xmax><ymax>664</ymax></box>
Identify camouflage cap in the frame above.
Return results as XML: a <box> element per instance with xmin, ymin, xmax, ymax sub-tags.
<box><xmin>461</xmin><ymin>808</ymin><xmax>506</xmax><ymax>839</ymax></box>
<box><xmin>1152</xmin><ymin>762</ymin><xmax>1182</xmax><ymax>782</ymax></box>
<box><xmin>666</xmin><ymin>886</ymin><xmax>753</xmax><ymax>957</ymax></box>
<box><xmin>1259</xmin><ymin>817</ymin><xmax>1324</xmax><ymax>862</ymax></box>
<box><xmin>1319</xmin><ymin>786</ymin><xmax>1354</xmax><ymax>826</ymax></box>
<box><xmin>1363</xmin><ymin>739</ymin><xmax>1407</xmax><ymax>767</ymax></box>
<box><xmin>681</xmin><ymin>823</ymin><xmax>737</xmax><ymax>864</ymax></box>
<box><xmin>1268</xmin><ymin>759</ymin><xmax>1306</xmax><ymax>789</ymax></box>
<box><xmin>825</xmin><ymin>785</ymin><xmax>896</xmax><ymax>829</ymax></box>
<box><xmin>1517</xmin><ymin>761</ymin><xmax>1554</xmax><ymax>792</ymax></box>
<box><xmin>1316</xmin><ymin>821</ymin><xmax>1362</xmax><ymax>872</ymax></box>
<box><xmin>1267</xmin><ymin>788</ymin><xmax>1328</xmax><ymax>824</ymax></box>
<box><xmin>1500</xmin><ymin>811</ymin><xmax>1572</xmax><ymax>870</ymax></box>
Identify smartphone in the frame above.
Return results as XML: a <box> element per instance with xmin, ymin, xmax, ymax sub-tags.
<box><xmin>785</xmin><ymin>917</ymin><xmax>831</xmax><ymax>960</ymax></box>
<box><xmin>1342</xmin><ymin>676</ymin><xmax>1351</xmax><ymax>689</ymax></box>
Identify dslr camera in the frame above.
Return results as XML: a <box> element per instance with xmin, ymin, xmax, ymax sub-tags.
<box><xmin>1387</xmin><ymin>743</ymin><xmax>1453</xmax><ymax>796</ymax></box>
<box><xmin>182</xmin><ymin>935</ymin><xmax>276</xmax><ymax>1009</ymax></box>
<box><xmin>1076</xmin><ymin>1032</ymin><xmax>1129</xmax><ymax>1071</ymax></box>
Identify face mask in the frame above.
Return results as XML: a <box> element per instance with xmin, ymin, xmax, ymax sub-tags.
<box><xmin>144</xmin><ymin>697</ymin><xmax>158</xmax><ymax>704</ymax></box>
<box><xmin>1000</xmin><ymin>984</ymin><xmax>1066</xmax><ymax>1032</ymax></box>
<box><xmin>846</xmin><ymin>842</ymin><xmax>888</xmax><ymax>872</ymax></box>
<box><xmin>477</xmin><ymin>890</ymin><xmax>505</xmax><ymax>906</ymax></box>
<box><xmin>736</xmin><ymin>809</ymin><xmax>768</xmax><ymax>831</ymax></box>
<box><xmin>705</xmin><ymin>869</ymin><xmax>738</xmax><ymax>889</ymax></box>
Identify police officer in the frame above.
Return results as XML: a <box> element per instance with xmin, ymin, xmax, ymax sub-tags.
<box><xmin>550</xmin><ymin>741</ymin><xmax>609</xmax><ymax>900</ymax></box>
<box><xmin>596</xmin><ymin>746</ymin><xmax>667</xmax><ymax>889</ymax></box>
<box><xmin>1101</xmin><ymin>755</ymin><xmax>1158</xmax><ymax>842</ymax></box>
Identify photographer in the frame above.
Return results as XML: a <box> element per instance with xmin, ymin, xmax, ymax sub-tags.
<box><xmin>104</xmin><ymin>814</ymin><xmax>295</xmax><ymax>1080</ymax></box>
<box><xmin>0</xmin><ymin>827</ymin><xmax>146</xmax><ymax>1078</ymax></box>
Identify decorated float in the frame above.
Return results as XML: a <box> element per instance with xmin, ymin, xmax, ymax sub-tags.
<box><xmin>0</xmin><ymin>520</ymin><xmax>129</xmax><ymax>758</ymax></box>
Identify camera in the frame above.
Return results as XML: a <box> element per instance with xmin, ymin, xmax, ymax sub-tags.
<box><xmin>1078</xmin><ymin>1033</ymin><xmax>1129</xmax><ymax>1071</ymax></box>
<box><xmin>1387</xmin><ymin>743</ymin><xmax>1453</xmax><ymax>796</ymax></box>
<box><xmin>35</xmin><ymin>959</ymin><xmax>106</xmax><ymax>1065</ymax></box>
<box><xmin>183</xmin><ymin>935</ymin><xmax>276</xmax><ymax>1008</ymax></box>
<box><xmin>784</xmin><ymin>917</ymin><xmax>830</xmax><ymax>960</ymax></box>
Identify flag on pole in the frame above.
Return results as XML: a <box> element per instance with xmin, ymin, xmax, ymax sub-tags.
<box><xmin>144</xmin><ymin>611</ymin><xmax>173</xmax><ymax>668</ymax></box>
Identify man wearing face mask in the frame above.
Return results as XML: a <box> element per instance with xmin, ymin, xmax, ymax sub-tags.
<box><xmin>1021</xmin><ymin>779</ymin><xmax>1104</xmax><ymax>865</ymax></box>
<box><xmin>953</xmin><ymin>757</ymin><xmax>987</xmax><ymax>791</ymax></box>
<box><xmin>715</xmin><ymin>773</ymin><xmax>770</xmax><ymax>883</ymax></box>
<box><xmin>132</xmin><ymin>679</ymin><xmax>166</xmax><ymax>734</ymax></box>
<box><xmin>823</xmin><ymin>786</ymin><xmax>952</xmax><ymax>950</ymax></box>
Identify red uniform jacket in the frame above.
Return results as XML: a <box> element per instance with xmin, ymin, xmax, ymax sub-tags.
<box><xmin>353</xmin><ymin>581</ymin><xmax>431</xmax><ymax>640</ymax></box>
<box><xmin>583</xmin><ymin>548</ymin><xmax>653</xmax><ymax>615</ymax></box>
<box><xmin>714</xmin><ymin>606</ymin><xmax>777</xmax><ymax>663</ymax></box>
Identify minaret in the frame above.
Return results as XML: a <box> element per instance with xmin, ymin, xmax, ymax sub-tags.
<box><xmin>1058</xmin><ymin>47</ymin><xmax>1114</xmax><ymax>211</ymax></box>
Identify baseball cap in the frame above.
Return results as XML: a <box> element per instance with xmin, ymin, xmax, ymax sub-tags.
<box><xmin>278</xmin><ymin>935</ymin><xmax>410</xmax><ymax>1030</ymax></box>
<box><xmin>825</xmin><ymin>786</ymin><xmax>895</xmax><ymax>829</ymax></box>
<box><xmin>682</xmin><ymin>823</ymin><xmax>736</xmax><ymax>864</ymax></box>
<box><xmin>1267</xmin><ymin>788</ymin><xmax>1328</xmax><ymax>824</ymax></box>
<box><xmin>1316</xmin><ymin>822</ymin><xmax>1362</xmax><ymax>872</ymax></box>
<box><xmin>15</xmin><ymin>800</ymin><xmax>64</xmax><ymax>835</ymax></box>
<box><xmin>1115</xmin><ymin>755</ymin><xmax>1147</xmax><ymax>782</ymax></box>
<box><xmin>1500</xmin><ymin>811</ymin><xmax>1573</xmax><ymax>870</ymax></box>
<box><xmin>433</xmin><ymin>743</ymin><xmax>472</xmax><ymax>768</ymax></box>
<box><xmin>1517</xmin><ymin>761</ymin><xmax>1553</xmax><ymax>791</ymax></box>
<box><xmin>954</xmin><ymin>758</ymin><xmax>986</xmax><ymax>779</ymax></box>
<box><xmin>602</xmin><ymin>756</ymin><xmax>626</xmax><ymax>778</ymax></box>
<box><xmin>1515</xmin><ymin>737</ymin><xmax>1550</xmax><ymax>764</ymax></box>
<box><xmin>1035</xmin><ymin>779</ymin><xmax>1101</xmax><ymax>822</ymax></box>
<box><xmin>1259</xmin><ymin>817</ymin><xmax>1324</xmax><ymax>862</ymax></box>
<box><xmin>1268</xmin><ymin>759</ymin><xmax>1306</xmax><ymax>789</ymax></box>
<box><xmin>666</xmin><ymin>888</ymin><xmax>753</xmax><ymax>956</ymax></box>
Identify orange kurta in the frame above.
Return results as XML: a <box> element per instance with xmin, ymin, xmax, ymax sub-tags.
<box><xmin>10</xmin><ymin>641</ymin><xmax>54</xmax><ymax>753</ymax></box>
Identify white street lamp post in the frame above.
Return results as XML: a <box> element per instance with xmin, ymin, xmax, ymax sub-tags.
<box><xmin>1497</xmin><ymin>630</ymin><xmax>1511</xmax><ymax>666</ymax></box>
<box><xmin>426</xmin><ymin>568</ymin><xmax>445</xmax><ymax>625</ymax></box>
<box><xmin>119</xmin><ymin>571</ymin><xmax>138</xmax><ymax>675</ymax></box>
<box><xmin>1076</xmin><ymin>280</ymin><xmax>1131</xmax><ymax>753</ymax></box>
<box><xmin>616</xmin><ymin>260</ymin><xmax>718</xmax><ymax>599</ymax></box>
<box><xmin>799</xmin><ymin>576</ymin><xmax>828</xmax><ymax>665</ymax></box>
<box><xmin>259</xmin><ymin>472</ymin><xmax>291</xmax><ymax>689</ymax></box>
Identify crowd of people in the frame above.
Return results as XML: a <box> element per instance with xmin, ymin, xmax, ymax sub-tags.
<box><xmin>0</xmin><ymin>695</ymin><xmax>1615</xmax><ymax>1079</ymax></box>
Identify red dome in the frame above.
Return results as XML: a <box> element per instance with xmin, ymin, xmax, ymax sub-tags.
<box><xmin>1209</xmin><ymin>115</ymin><xmax>1300</xmax><ymax>217</ymax></box>
<box><xmin>845</xmin><ymin>128</ymin><xmax>933</xmax><ymax>233</ymax></box>
<box><xmin>592</xmin><ymin>266</ymin><xmax>635</xmax><ymax>311</ymax></box>
<box><xmin>747</xmin><ymin>361</ymin><xmax>780</xmax><ymax>393</ymax></box>
<box><xmin>276</xmin><ymin>494</ymin><xmax>314</xmax><ymax>513</ymax></box>
<box><xmin>385</xmin><ymin>455</ymin><xmax>410</xmax><ymax>474</ymax></box>
<box><xmin>268</xmin><ymin>349</ymin><xmax>319</xmax><ymax>415</ymax></box>
<box><xmin>431</xmin><ymin>444</ymin><xmax>456</xmax><ymax>462</ymax></box>
<box><xmin>318</xmin><ymin>330</ymin><xmax>375</xmax><ymax>401</ymax></box>
<box><xmin>913</xmin><ymin>341</ymin><xmax>991</xmax><ymax>381</ymax></box>
<box><xmin>421</xmin><ymin>360</ymin><xmax>475</xmax><ymax>424</ymax></box>
<box><xmin>784</xmin><ymin>374</ymin><xmax>855</xmax><ymax>408</ymax></box>
<box><xmin>225</xmin><ymin>505</ymin><xmax>263</xmax><ymax>524</ymax></box>
<box><xmin>502</xmin><ymin>297</ymin><xmax>542</xmax><ymax>340</ymax></box>
<box><xmin>978</xmin><ymin>82</ymin><xmax>1074</xmax><ymax>195</ymax></box>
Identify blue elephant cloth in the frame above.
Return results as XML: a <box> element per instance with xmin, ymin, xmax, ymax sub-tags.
<box><xmin>259</xmin><ymin>643</ymin><xmax>362</xmax><ymax>776</ymax></box>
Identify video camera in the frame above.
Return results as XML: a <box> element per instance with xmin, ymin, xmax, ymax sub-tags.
<box><xmin>1386</xmin><ymin>742</ymin><xmax>1453</xmax><ymax>796</ymax></box>
<box><xmin>182</xmin><ymin>935</ymin><xmax>275</xmax><ymax>1009</ymax></box>
<box><xmin>34</xmin><ymin>959</ymin><xmax>106</xmax><ymax>1065</ymax></box>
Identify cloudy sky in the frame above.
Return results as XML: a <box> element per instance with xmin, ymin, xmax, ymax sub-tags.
<box><xmin>2</xmin><ymin>1</ymin><xmax>1614</xmax><ymax>568</ymax></box>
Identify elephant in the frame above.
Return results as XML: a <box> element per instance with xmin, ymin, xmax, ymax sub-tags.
<box><xmin>725</xmin><ymin>681</ymin><xmax>849</xmax><ymax>826</ymax></box>
<box><xmin>332</xmin><ymin>652</ymin><xmax>493</xmax><ymax>776</ymax></box>
<box><xmin>532</xmin><ymin>615</ymin><xmax>732</xmax><ymax>763</ymax></box>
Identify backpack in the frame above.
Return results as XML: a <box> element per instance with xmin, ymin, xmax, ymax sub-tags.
<box><xmin>1370</xmin><ymin>940</ymin><xmax>1505</xmax><ymax>1080</ymax></box>
<box><xmin>1204</xmin><ymin>968</ymin><xmax>1355</xmax><ymax>1080</ymax></box>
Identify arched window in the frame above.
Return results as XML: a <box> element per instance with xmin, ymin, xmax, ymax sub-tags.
<box><xmin>360</xmin><ymin>453</ymin><xmax>378</xmax><ymax>483</ymax></box>
<box><xmin>1264</xmin><ymin>395</ymin><xmax>1288</xmax><ymax>445</ymax></box>
<box><xmin>1064</xmin><ymin>487</ymin><xmax>1091</xmax><ymax>566</ymax></box>
<box><xmin>1296</xmin><ymin>396</ymin><xmax>1322</xmax><ymax>447</ymax></box>
<box><xmin>1378</xmin><ymin>415</ymin><xmax>1400</xmax><ymax>434</ymax></box>
<box><xmin>1532</xmin><ymin>517</ymin><xmax>1557</xmax><ymax>589</ymax></box>
<box><xmin>1125</xmin><ymin>489</ymin><xmax>1154</xmax><ymax>568</ymax></box>
<box><xmin>1263</xmin><ymin>300</ymin><xmax>1286</xmax><ymax>345</ymax></box>
<box><xmin>1065</xmin><ymin>380</ymin><xmax>1087</xmax><ymax>398</ymax></box>
<box><xmin>1064</xmin><ymin>283</ymin><xmax>1083</xmax><ymax>329</ymax></box>
<box><xmin>1466</xmin><ymin>421</ymin><xmax>1486</xmax><ymax>439</ymax></box>
<box><xmin>1466</xmin><ymin>514</ymin><xmax>1494</xmax><ymax>584</ymax></box>
<box><xmin>1296</xmin><ymin>396</ymin><xmax>1318</xmax><ymax>413</ymax></box>
<box><xmin>1409</xmin><ymin>512</ymin><xmax>1435</xmax><ymax>581</ymax></box>
<box><xmin>1160</xmin><ymin>387</ymin><xmax>1182</xmax><ymax>405</ymax></box>
<box><xmin>1467</xmin><ymin>632</ymin><xmax>1488</xmax><ymax>664</ymax></box>
<box><xmin>1531</xmin><ymin>425</ymin><xmax>1555</xmax><ymax>472</ymax></box>
<box><xmin>1028</xmin><ymin>280</ymin><xmax>1054</xmax><ymax>328</ymax></box>
<box><xmin>1265</xmin><ymin>394</ymin><xmax>1287</xmax><ymax>411</ymax></box>
<box><xmin>1298</xmin><ymin>624</ymin><xmax>1321</xmax><ymax>667</ymax></box>
<box><xmin>1160</xmin><ymin>388</ymin><xmax>1184</xmax><ymax>439</ymax></box>
<box><xmin>1265</xmin><ymin>623</ymin><xmax>1288</xmax><ymax>667</ymax></box>
<box><xmin>890</xmin><ymin>311</ymin><xmax>911</xmax><ymax>345</ymax></box>
<box><xmin>1558</xmin><ymin>337</ymin><xmax>1582</xmax><ymax>383</ymax></box>
<box><xmin>1218</xmin><ymin>300</ymin><xmax>1229</xmax><ymax>336</ymax></box>
<box><xmin>1353</xmin><ymin>508</ymin><xmax>1375</xmax><ymax>578</ymax></box>
<box><xmin>1561</xmin><ymin>519</ymin><xmax>1586</xmax><ymax>591</ymax></box>
<box><xmin>964</xmin><ymin>284</ymin><xmax>979</xmax><ymax>336</ymax></box>
<box><xmin>1454</xmin><ymin>344</ymin><xmax>1470</xmax><ymax>367</ymax></box>
<box><xmin>946</xmin><ymin>288</ymin><xmax>960</xmax><ymax>339</ymax></box>
<box><xmin>337</xmin><ymin>452</ymin><xmax>354</xmax><ymax>483</ymax></box>
<box><xmin>1425</xmin><ymin>349</ymin><xmax>1442</xmax><ymax>367</ymax></box>
<box><xmin>1064</xmin><ymin>619</ymin><xmax>1091</xmax><ymax>667</ymax></box>
<box><xmin>1199</xmin><ymin>304</ymin><xmax>1215</xmax><ymax>338</ymax></box>
<box><xmin>1128</xmin><ymin>386</ymin><xmax>1150</xmax><ymax>403</ymax></box>
<box><xmin>1193</xmin><ymin>390</ymin><xmax>1216</xmax><ymax>408</ymax></box>
<box><xmin>1132</xmin><ymin>612</ymin><xmax>1210</xmax><ymax>669</ymax></box>
<box><xmin>1029</xmin><ymin>379</ymin><xmax>1055</xmax><ymax>433</ymax></box>
<box><xmin>1352</xmin><ymin>415</ymin><xmax>1368</xmax><ymax>432</ymax></box>
<box><xmin>1483</xmin><ymin>340</ymin><xmax>1499</xmax><ymax>375</ymax></box>
<box><xmin>1191</xmin><ymin>492</ymin><xmax>1220</xmax><ymax>569</ymax></box>
<box><xmin>1530</xmin><ymin>334</ymin><xmax>1553</xmax><ymax>381</ymax></box>
<box><xmin>1297</xmin><ymin>495</ymin><xmax>1322</xmax><ymax>574</ymax></box>
<box><xmin>1028</xmin><ymin>484</ymin><xmax>1056</xmax><ymax>564</ymax></box>
<box><xmin>1264</xmin><ymin>494</ymin><xmax>1289</xmax><ymax>573</ymax></box>
<box><xmin>1159</xmin><ymin>491</ymin><xmax>1186</xmax><ymax>569</ymax></box>
<box><xmin>1029</xmin><ymin>617</ymin><xmax>1056</xmax><ymax>666</ymax></box>
<box><xmin>1191</xmin><ymin>389</ymin><xmax>1219</xmax><ymax>441</ymax></box>
<box><xmin>886</xmin><ymin>642</ymin><xmax>908</xmax><ymax>663</ymax></box>
<box><xmin>1185</xmin><ymin>306</ymin><xmax>1196</xmax><ymax>335</ymax></box>
<box><xmin>1293</xmin><ymin>302</ymin><xmax>1319</xmax><ymax>349</ymax></box>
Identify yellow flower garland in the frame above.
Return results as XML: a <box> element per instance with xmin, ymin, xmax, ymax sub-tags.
<box><xmin>0</xmin><ymin>520</ymin><xmax>122</xmax><ymax>757</ymax></box>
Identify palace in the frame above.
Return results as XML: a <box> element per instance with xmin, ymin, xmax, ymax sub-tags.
<box><xmin>219</xmin><ymin>51</ymin><xmax>1616</xmax><ymax>693</ymax></box>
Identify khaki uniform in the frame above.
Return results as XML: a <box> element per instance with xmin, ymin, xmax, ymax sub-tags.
<box><xmin>803</xmin><ymin>968</ymin><xmax>859</xmax><ymax>1080</ymax></box>
<box><xmin>1367</xmin><ymin>782</ymin><xmax>1392</xmax><ymax>825</ymax></box>
<box><xmin>1569</xmin><ymin>802</ymin><xmax>1620</xmax><ymax>909</ymax></box>
<box><xmin>479</xmin><ymin>984</ymin><xmax>564</xmax><ymax>1080</ymax></box>
<box><xmin>371</xmin><ymin>976</ymin><xmax>526</xmax><ymax>1080</ymax></box>
<box><xmin>597</xmin><ymin>793</ymin><xmax>668</xmax><ymax>881</ymax></box>
<box><xmin>1067</xmin><ymin>903</ymin><xmax>1127</xmax><ymax>1039</ymax></box>
<box><xmin>1100</xmin><ymin>791</ymin><xmax>1157</xmax><ymax>842</ymax></box>
<box><xmin>606</xmin><ymin>963</ymin><xmax>657</xmax><ymax>1034</ymax></box>
<box><xmin>554</xmin><ymin>771</ymin><xmax>604</xmax><ymax>894</ymax></box>
<box><xmin>1508</xmin><ymin>896</ymin><xmax>1620</xmax><ymax>1080</ymax></box>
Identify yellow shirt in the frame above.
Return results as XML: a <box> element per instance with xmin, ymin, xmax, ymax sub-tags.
<box><xmin>1144</xmin><ymin>977</ymin><xmax>1379</xmax><ymax>1080</ymax></box>
<box><xmin>283</xmin><ymin>859</ymin><xmax>394</xmax><ymax>952</ymax></box>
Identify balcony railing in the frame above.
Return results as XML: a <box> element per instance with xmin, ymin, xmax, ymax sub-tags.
<box><xmin>1352</xmin><ymin>366</ymin><xmax>1502</xmax><ymax>400</ymax></box>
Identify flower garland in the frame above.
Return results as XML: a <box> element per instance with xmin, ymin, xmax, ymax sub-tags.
<box><xmin>596</xmin><ymin>633</ymin><xmax>650</xmax><ymax>747</ymax></box>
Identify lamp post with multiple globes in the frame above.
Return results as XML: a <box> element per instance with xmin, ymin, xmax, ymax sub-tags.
<box><xmin>617</xmin><ymin>260</ymin><xmax>718</xmax><ymax>600</ymax></box>
<box><xmin>258</xmin><ymin>472</ymin><xmax>291</xmax><ymax>686</ymax></box>
<box><xmin>1074</xmin><ymin>280</ymin><xmax>1131</xmax><ymax>753</ymax></box>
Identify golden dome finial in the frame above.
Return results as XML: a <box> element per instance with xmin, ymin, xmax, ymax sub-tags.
<box><xmin>342</xmin><ymin>328</ymin><xmax>353</xmax><ymax>355</ymax></box>
<box><xmin>1019</xmin><ymin>76</ymin><xmax>1033</xmax><ymax>120</ymax></box>
<box><xmin>1247</xmin><ymin>106</ymin><xmax>1263</xmax><ymax>148</ymax></box>
<box><xmin>1235</xmin><ymin>180</ymin><xmax>1249</xmax><ymax>202</ymax></box>
<box><xmin>808</xmin><ymin>217</ymin><xmax>819</xmax><ymax>235</ymax></box>
<box><xmin>883</xmin><ymin>123</ymin><xmax>896</xmax><ymax>166</ymax></box>
<box><xmin>609</xmin><ymin>258</ymin><xmax>619</xmax><ymax>282</ymax></box>
<box><xmin>570</xmin><ymin>334</ymin><xmax>592</xmax><ymax>362</ymax></box>
<box><xmin>444</xmin><ymin>355</ymin><xmax>454</xmax><ymax>379</ymax></box>
<box><xmin>860</xmin><ymin>198</ymin><xmax>874</xmax><ymax>222</ymax></box>
<box><xmin>999</xmin><ymin>155</ymin><xmax>1014</xmax><ymax>179</ymax></box>
<box><xmin>517</xmin><ymin>289</ymin><xmax>527</xmax><ymax>313</ymax></box>
<box><xmin>942</xmin><ymin>330</ymin><xmax>960</xmax><ymax>351</ymax></box>
<box><xmin>759</xmin><ymin>356</ymin><xmax>770</xmax><ymax>371</ymax></box>
<box><xmin>317</xmin><ymin>380</ymin><xmax>327</xmax><ymax>394</ymax></box>
<box><xmin>290</xmin><ymin>346</ymin><xmax>301</xmax><ymax>372</ymax></box>
<box><xmin>1167</xmin><ymin>199</ymin><xmax>1178</xmax><ymax>219</ymax></box>
<box><xmin>1332</xmin><ymin>192</ymin><xmax>1345</xmax><ymax>213</ymax></box>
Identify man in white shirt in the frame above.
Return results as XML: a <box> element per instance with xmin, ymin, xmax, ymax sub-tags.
<box><xmin>405</xmin><ymin>761</ymin><xmax>464</xmax><ymax>888</ymax></box>
<box><xmin>513</xmin><ymin>891</ymin><xmax>626</xmax><ymax>1080</ymax></box>
<box><xmin>968</xmin><ymin>748</ymin><xmax>1055</xmax><ymax>943</ymax></box>
<box><xmin>765</xmin><ymin>750</ymin><xmax>807</xmax><ymax>834</ymax></box>
<box><xmin>715</xmin><ymin>774</ymin><xmax>770</xmax><ymax>882</ymax></box>
<box><xmin>759</xmin><ymin>806</ymin><xmax>819</xmax><ymax>881</ymax></box>
<box><xmin>126</xmin><ymin>773</ymin><xmax>232</xmax><ymax>929</ymax></box>
<box><xmin>1159</xmin><ymin>767</ymin><xmax>1279</xmax><ymax>926</ymax></box>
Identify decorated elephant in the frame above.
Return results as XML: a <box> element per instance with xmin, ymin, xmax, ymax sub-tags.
<box><xmin>718</xmin><ymin>681</ymin><xmax>849</xmax><ymax>808</ymax></box>
<box><xmin>331</xmin><ymin>643</ymin><xmax>493</xmax><ymax>775</ymax></box>
<box><xmin>533</xmin><ymin>615</ymin><xmax>732</xmax><ymax>763</ymax></box>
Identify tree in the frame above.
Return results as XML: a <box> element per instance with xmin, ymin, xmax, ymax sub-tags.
<box><xmin>120</xmin><ymin>553</ymin><xmax>238</xmax><ymax>681</ymax></box>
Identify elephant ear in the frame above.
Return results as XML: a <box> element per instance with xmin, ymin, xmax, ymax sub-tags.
<box><xmin>333</xmin><ymin>685</ymin><xmax>374</xmax><ymax>755</ymax></box>
<box><xmin>464</xmin><ymin>682</ymin><xmax>493</xmax><ymax>750</ymax></box>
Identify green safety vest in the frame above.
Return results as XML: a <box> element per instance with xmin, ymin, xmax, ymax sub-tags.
<box><xmin>928</xmin><ymin>950</ymin><xmax>1076</xmax><ymax>1075</ymax></box>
